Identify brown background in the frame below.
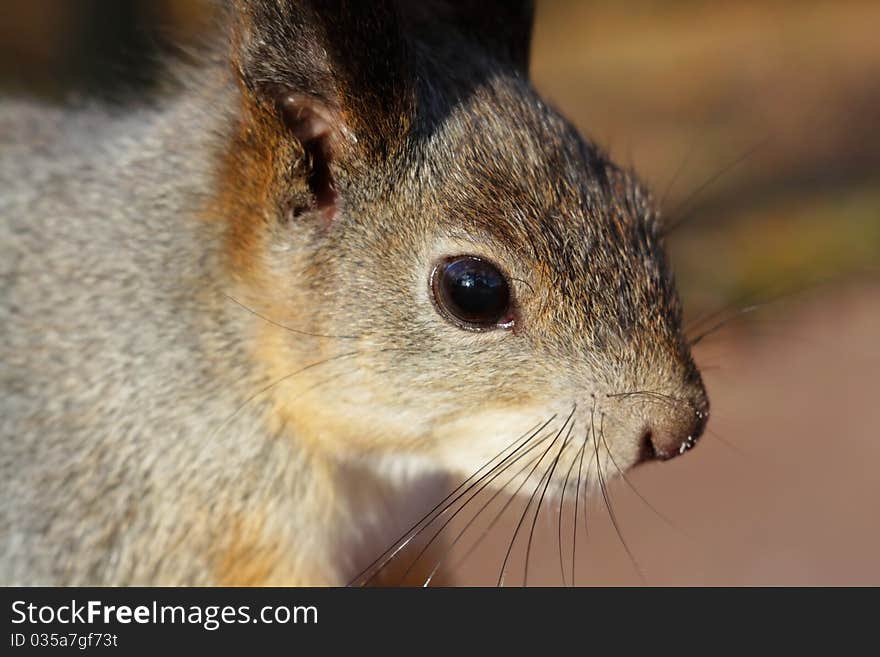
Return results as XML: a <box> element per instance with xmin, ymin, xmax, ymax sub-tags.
<box><xmin>3</xmin><ymin>1</ymin><xmax>878</xmax><ymax>585</ymax></box>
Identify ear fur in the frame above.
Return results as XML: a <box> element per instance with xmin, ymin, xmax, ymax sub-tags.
<box><xmin>231</xmin><ymin>1</ymin><xmax>415</xmax><ymax>160</ymax></box>
<box><xmin>223</xmin><ymin>1</ymin><xmax>536</xmax><ymax>225</ymax></box>
<box><xmin>276</xmin><ymin>92</ymin><xmax>343</xmax><ymax>221</ymax></box>
<box><xmin>229</xmin><ymin>1</ymin><xmax>536</xmax><ymax>155</ymax></box>
<box><xmin>409</xmin><ymin>1</ymin><xmax>535</xmax><ymax>73</ymax></box>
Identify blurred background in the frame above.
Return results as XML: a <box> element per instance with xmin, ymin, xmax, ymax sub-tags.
<box><xmin>3</xmin><ymin>0</ymin><xmax>878</xmax><ymax>585</ymax></box>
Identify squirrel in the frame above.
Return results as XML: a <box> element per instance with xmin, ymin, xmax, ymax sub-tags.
<box><xmin>0</xmin><ymin>1</ymin><xmax>708</xmax><ymax>586</ymax></box>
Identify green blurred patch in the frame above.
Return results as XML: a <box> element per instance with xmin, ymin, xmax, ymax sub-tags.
<box><xmin>670</xmin><ymin>181</ymin><xmax>880</xmax><ymax>317</ymax></box>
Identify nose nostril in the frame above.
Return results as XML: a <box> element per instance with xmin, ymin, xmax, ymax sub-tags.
<box><xmin>638</xmin><ymin>429</ymin><xmax>657</xmax><ymax>463</ymax></box>
<box><xmin>633</xmin><ymin>396</ymin><xmax>710</xmax><ymax>465</ymax></box>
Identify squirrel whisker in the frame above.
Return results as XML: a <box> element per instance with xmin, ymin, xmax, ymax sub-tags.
<box><xmin>598</xmin><ymin>423</ymin><xmax>693</xmax><ymax>545</ymax></box>
<box><xmin>594</xmin><ymin>413</ymin><xmax>646</xmax><ymax>585</ymax></box>
<box><xmin>607</xmin><ymin>390</ymin><xmax>693</xmax><ymax>407</ymax></box>
<box><xmin>422</xmin><ymin>429</ymin><xmax>562</xmax><ymax>587</ymax></box>
<box><xmin>497</xmin><ymin>407</ymin><xmax>576</xmax><ymax>587</ymax></box>
<box><xmin>352</xmin><ymin>416</ymin><xmax>557</xmax><ymax>586</ymax></box>
<box><xmin>223</xmin><ymin>293</ymin><xmax>359</xmax><ymax>340</ymax></box>
<box><xmin>557</xmin><ymin>424</ymin><xmax>585</xmax><ymax>587</ymax></box>
<box><xmin>572</xmin><ymin>427</ymin><xmax>592</xmax><ymax>587</ymax></box>
<box><xmin>400</xmin><ymin>420</ymin><xmax>563</xmax><ymax>584</ymax></box>
<box><xmin>524</xmin><ymin>417</ymin><xmax>576</xmax><ymax>587</ymax></box>
<box><xmin>661</xmin><ymin>136</ymin><xmax>771</xmax><ymax>236</ymax></box>
<box><xmin>206</xmin><ymin>350</ymin><xmax>362</xmax><ymax>446</ymax></box>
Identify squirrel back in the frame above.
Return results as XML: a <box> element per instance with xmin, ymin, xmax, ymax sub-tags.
<box><xmin>2</xmin><ymin>88</ymin><xmax>272</xmax><ymax>582</ymax></box>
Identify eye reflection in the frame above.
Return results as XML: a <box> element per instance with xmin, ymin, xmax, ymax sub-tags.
<box><xmin>431</xmin><ymin>256</ymin><xmax>512</xmax><ymax>330</ymax></box>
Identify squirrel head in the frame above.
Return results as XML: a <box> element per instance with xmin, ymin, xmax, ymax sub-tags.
<box><xmin>215</xmin><ymin>1</ymin><xmax>708</xmax><ymax>484</ymax></box>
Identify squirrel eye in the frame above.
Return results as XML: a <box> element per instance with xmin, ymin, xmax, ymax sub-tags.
<box><xmin>431</xmin><ymin>256</ymin><xmax>513</xmax><ymax>330</ymax></box>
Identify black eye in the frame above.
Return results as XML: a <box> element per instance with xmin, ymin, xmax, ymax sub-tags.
<box><xmin>431</xmin><ymin>256</ymin><xmax>513</xmax><ymax>330</ymax></box>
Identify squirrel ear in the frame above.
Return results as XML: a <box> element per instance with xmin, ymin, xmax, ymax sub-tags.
<box><xmin>230</xmin><ymin>1</ymin><xmax>414</xmax><ymax>161</ymax></box>
<box><xmin>275</xmin><ymin>93</ymin><xmax>342</xmax><ymax>222</ymax></box>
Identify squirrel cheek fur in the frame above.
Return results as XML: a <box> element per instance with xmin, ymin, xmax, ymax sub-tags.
<box><xmin>0</xmin><ymin>1</ymin><xmax>708</xmax><ymax>586</ymax></box>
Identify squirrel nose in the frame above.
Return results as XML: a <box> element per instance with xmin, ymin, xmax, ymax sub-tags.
<box><xmin>638</xmin><ymin>393</ymin><xmax>709</xmax><ymax>462</ymax></box>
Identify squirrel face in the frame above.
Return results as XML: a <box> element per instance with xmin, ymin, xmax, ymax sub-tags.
<box><xmin>218</xmin><ymin>2</ymin><xmax>708</xmax><ymax>486</ymax></box>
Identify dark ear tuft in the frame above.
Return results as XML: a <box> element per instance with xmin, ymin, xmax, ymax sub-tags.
<box><xmin>454</xmin><ymin>1</ymin><xmax>535</xmax><ymax>72</ymax></box>
<box><xmin>231</xmin><ymin>1</ymin><xmax>414</xmax><ymax>160</ymax></box>
<box><xmin>228</xmin><ymin>1</ymin><xmax>416</xmax><ymax>223</ymax></box>
<box><xmin>407</xmin><ymin>1</ymin><xmax>535</xmax><ymax>73</ymax></box>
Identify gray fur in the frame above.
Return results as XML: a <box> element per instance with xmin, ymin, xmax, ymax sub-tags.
<box><xmin>2</xmin><ymin>88</ymin><xmax>256</xmax><ymax>583</ymax></box>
